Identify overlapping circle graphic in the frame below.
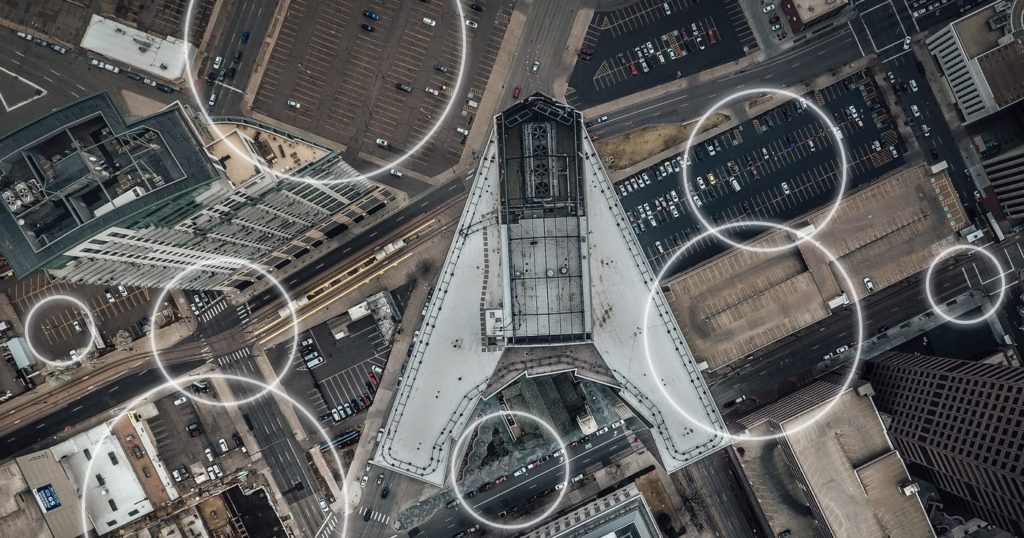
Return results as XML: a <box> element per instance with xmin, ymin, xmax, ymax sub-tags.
<box><xmin>23</xmin><ymin>294</ymin><xmax>97</xmax><ymax>367</ymax></box>
<box><xmin>681</xmin><ymin>88</ymin><xmax>849</xmax><ymax>252</ymax></box>
<box><xmin>77</xmin><ymin>373</ymin><xmax>350</xmax><ymax>538</ymax></box>
<box><xmin>924</xmin><ymin>244</ymin><xmax>1006</xmax><ymax>324</ymax></box>
<box><xmin>449</xmin><ymin>410</ymin><xmax>570</xmax><ymax>530</ymax></box>
<box><xmin>182</xmin><ymin>0</ymin><xmax>469</xmax><ymax>184</ymax></box>
<box><xmin>148</xmin><ymin>256</ymin><xmax>299</xmax><ymax>406</ymax></box>
<box><xmin>642</xmin><ymin>221</ymin><xmax>865</xmax><ymax>441</ymax></box>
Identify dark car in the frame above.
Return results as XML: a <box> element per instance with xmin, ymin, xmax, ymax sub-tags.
<box><xmin>124</xmin><ymin>72</ymin><xmax>142</xmax><ymax>81</ymax></box>
<box><xmin>363</xmin><ymin>9</ymin><xmax>381</xmax><ymax>20</ymax></box>
<box><xmin>226</xmin><ymin>66</ymin><xmax>236</xmax><ymax>79</ymax></box>
<box><xmin>396</xmin><ymin>83</ymin><xmax>413</xmax><ymax>93</ymax></box>
<box><xmin>381</xmin><ymin>486</ymin><xmax>390</xmax><ymax>499</ymax></box>
<box><xmin>241</xmin><ymin>31</ymin><xmax>250</xmax><ymax>44</ymax></box>
<box><xmin>470</xmin><ymin>3</ymin><xmax>483</xmax><ymax>11</ymax></box>
<box><xmin>361</xmin><ymin>393</ymin><xmax>373</xmax><ymax>407</ymax></box>
<box><xmin>435</xmin><ymin>64</ymin><xmax>448</xmax><ymax>73</ymax></box>
<box><xmin>351</xmin><ymin>398</ymin><xmax>363</xmax><ymax>412</ymax></box>
<box><xmin>360</xmin><ymin>23</ymin><xmax>375</xmax><ymax>32</ymax></box>
<box><xmin>156</xmin><ymin>84</ymin><xmax>174</xmax><ymax>94</ymax></box>
<box><xmin>365</xmin><ymin>380</ymin><xmax>376</xmax><ymax>395</ymax></box>
<box><xmin>206</xmin><ymin>71</ymin><xmax>216</xmax><ymax>86</ymax></box>
<box><xmin>233</xmin><ymin>50</ymin><xmax>242</xmax><ymax>63</ymax></box>
<box><xmin>319</xmin><ymin>412</ymin><xmax>334</xmax><ymax>422</ymax></box>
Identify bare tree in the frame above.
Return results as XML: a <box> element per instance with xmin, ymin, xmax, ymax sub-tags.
<box><xmin>112</xmin><ymin>329</ymin><xmax>134</xmax><ymax>351</ymax></box>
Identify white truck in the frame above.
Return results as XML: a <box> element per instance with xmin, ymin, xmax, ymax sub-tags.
<box><xmin>277</xmin><ymin>296</ymin><xmax>310</xmax><ymax>319</ymax></box>
<box><xmin>373</xmin><ymin>239</ymin><xmax>406</xmax><ymax>261</ymax></box>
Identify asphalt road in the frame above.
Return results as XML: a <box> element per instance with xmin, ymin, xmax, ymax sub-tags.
<box><xmin>0</xmin><ymin>30</ymin><xmax>176</xmax><ymax>137</ymax></box>
<box><xmin>587</xmin><ymin>21</ymin><xmax>864</xmax><ymax>138</ymax></box>
<box><xmin>0</xmin><ymin>358</ymin><xmax>207</xmax><ymax>459</ymax></box>
<box><xmin>409</xmin><ymin>425</ymin><xmax>633</xmax><ymax>538</ymax></box>
<box><xmin>709</xmin><ymin>233</ymin><xmax>1024</xmax><ymax>409</ymax></box>
<box><xmin>207</xmin><ymin>0</ymin><xmax>278</xmax><ymax>117</ymax></box>
<box><xmin>246</xmin><ymin>175</ymin><xmax>466</xmax><ymax>313</ymax></box>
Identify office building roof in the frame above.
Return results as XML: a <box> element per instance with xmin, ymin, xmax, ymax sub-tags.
<box><xmin>0</xmin><ymin>93</ymin><xmax>221</xmax><ymax>276</ymax></box>
<box><xmin>14</xmin><ymin>449</ymin><xmax>88</xmax><ymax>538</ymax></box>
<box><xmin>80</xmin><ymin>14</ymin><xmax>196</xmax><ymax>82</ymax></box>
<box><xmin>734</xmin><ymin>380</ymin><xmax>933</xmax><ymax>538</ymax></box>
<box><xmin>519</xmin><ymin>482</ymin><xmax>660</xmax><ymax>538</ymax></box>
<box><xmin>374</xmin><ymin>94</ymin><xmax>726</xmax><ymax>486</ymax></box>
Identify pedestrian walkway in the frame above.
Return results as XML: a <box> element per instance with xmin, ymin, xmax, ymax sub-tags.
<box><xmin>358</xmin><ymin>506</ymin><xmax>391</xmax><ymax>525</ymax></box>
<box><xmin>215</xmin><ymin>348</ymin><xmax>252</xmax><ymax>367</ymax></box>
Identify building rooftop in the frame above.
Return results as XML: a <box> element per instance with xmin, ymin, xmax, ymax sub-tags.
<box><xmin>665</xmin><ymin>164</ymin><xmax>966</xmax><ymax>371</ymax></box>
<box><xmin>977</xmin><ymin>38</ymin><xmax>1024</xmax><ymax>108</ymax></box>
<box><xmin>54</xmin><ymin>423</ymin><xmax>154</xmax><ymax>536</ymax></box>
<box><xmin>80</xmin><ymin>14</ymin><xmax>197</xmax><ymax>82</ymax></box>
<box><xmin>734</xmin><ymin>380</ymin><xmax>933</xmax><ymax>538</ymax></box>
<box><xmin>953</xmin><ymin>4</ymin><xmax>1011</xmax><ymax>59</ymax></box>
<box><xmin>789</xmin><ymin>0</ymin><xmax>849</xmax><ymax>23</ymax></box>
<box><xmin>14</xmin><ymin>450</ymin><xmax>88</xmax><ymax>538</ymax></box>
<box><xmin>374</xmin><ymin>95</ymin><xmax>727</xmax><ymax>486</ymax></box>
<box><xmin>519</xmin><ymin>482</ymin><xmax>660</xmax><ymax>538</ymax></box>
<box><xmin>204</xmin><ymin>122</ymin><xmax>331</xmax><ymax>187</ymax></box>
<box><xmin>0</xmin><ymin>93</ymin><xmax>222</xmax><ymax>276</ymax></box>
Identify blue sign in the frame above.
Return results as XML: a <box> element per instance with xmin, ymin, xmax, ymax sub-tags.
<box><xmin>35</xmin><ymin>484</ymin><xmax>61</xmax><ymax>511</ymax></box>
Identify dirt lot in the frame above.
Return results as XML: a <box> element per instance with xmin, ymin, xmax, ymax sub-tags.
<box><xmin>596</xmin><ymin>113</ymin><xmax>728</xmax><ymax>170</ymax></box>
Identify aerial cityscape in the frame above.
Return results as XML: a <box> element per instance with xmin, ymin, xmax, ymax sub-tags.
<box><xmin>0</xmin><ymin>0</ymin><xmax>1022</xmax><ymax>537</ymax></box>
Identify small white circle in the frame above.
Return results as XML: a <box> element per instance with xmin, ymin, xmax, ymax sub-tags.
<box><xmin>449</xmin><ymin>410</ymin><xmax>570</xmax><ymax>530</ymax></box>
<box><xmin>23</xmin><ymin>294</ymin><xmax>97</xmax><ymax>367</ymax></box>
<box><xmin>77</xmin><ymin>373</ymin><xmax>351</xmax><ymax>538</ymax></box>
<box><xmin>642</xmin><ymin>221</ymin><xmax>865</xmax><ymax>442</ymax></box>
<box><xmin>924</xmin><ymin>244</ymin><xmax>1006</xmax><ymax>324</ymax></box>
<box><xmin>181</xmin><ymin>0</ymin><xmax>469</xmax><ymax>185</ymax></box>
<box><xmin>149</xmin><ymin>256</ymin><xmax>299</xmax><ymax>406</ymax></box>
<box><xmin>681</xmin><ymin>88</ymin><xmax>849</xmax><ymax>253</ymax></box>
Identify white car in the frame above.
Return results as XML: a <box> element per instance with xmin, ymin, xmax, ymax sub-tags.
<box><xmin>909</xmin><ymin>80</ymin><xmax>918</xmax><ymax>92</ymax></box>
<box><xmin>697</xmin><ymin>176</ymin><xmax>706</xmax><ymax>190</ymax></box>
<box><xmin>781</xmin><ymin>182</ymin><xmax>790</xmax><ymax>194</ymax></box>
<box><xmin>513</xmin><ymin>467</ymin><xmax>527</xmax><ymax>477</ymax></box>
<box><xmin>287</xmin><ymin>99</ymin><xmax>301</xmax><ymax>108</ymax></box>
<box><xmin>390</xmin><ymin>169</ymin><xmax>403</xmax><ymax>177</ymax></box>
<box><xmin>763</xmin><ymin>3</ymin><xmax>775</xmax><ymax>12</ymax></box>
<box><xmin>376</xmin><ymin>138</ymin><xmax>390</xmax><ymax>148</ymax></box>
<box><xmin>903</xmin><ymin>36</ymin><xmax>911</xmax><ymax>50</ymax></box>
<box><xmin>219</xmin><ymin>438</ymin><xmax>229</xmax><ymax>452</ymax></box>
<box><xmin>692</xmin><ymin>195</ymin><xmax>703</xmax><ymax>208</ymax></box>
<box><xmin>422</xmin><ymin>17</ymin><xmax>436</xmax><ymax>26</ymax></box>
<box><xmin>425</xmin><ymin>87</ymin><xmax>439</xmax><ymax>96</ymax></box>
<box><xmin>205</xmin><ymin>448</ymin><xmax>215</xmax><ymax>462</ymax></box>
<box><xmin>213</xmin><ymin>56</ymin><xmax>223</xmax><ymax>69</ymax></box>
<box><xmin>73</xmin><ymin>320</ymin><xmax>83</xmax><ymax>333</ymax></box>
<box><xmin>863</xmin><ymin>277</ymin><xmax>875</xmax><ymax>293</ymax></box>
<box><xmin>173</xmin><ymin>396</ymin><xmax>188</xmax><ymax>406</ymax></box>
<box><xmin>69</xmin><ymin>349</ymin><xmax>79</xmax><ymax>361</ymax></box>
<box><xmin>465</xmin><ymin>19</ymin><xmax>478</xmax><ymax>28</ymax></box>
<box><xmin>530</xmin><ymin>61</ymin><xmax>540</xmax><ymax>73</ymax></box>
<box><xmin>360</xmin><ymin>474</ymin><xmax>369</xmax><ymax>488</ymax></box>
<box><xmin>320</xmin><ymin>500</ymin><xmax>330</xmax><ymax>512</ymax></box>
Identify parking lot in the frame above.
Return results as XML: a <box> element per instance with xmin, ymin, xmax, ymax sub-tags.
<box><xmin>616</xmin><ymin>70</ymin><xmax>905</xmax><ymax>276</ymax></box>
<box><xmin>8</xmin><ymin>273</ymin><xmax>154</xmax><ymax>358</ymax></box>
<box><xmin>567</xmin><ymin>0</ymin><xmax>755</xmax><ymax>108</ymax></box>
<box><xmin>145</xmin><ymin>392</ymin><xmax>247</xmax><ymax>487</ymax></box>
<box><xmin>273</xmin><ymin>314</ymin><xmax>393</xmax><ymax>431</ymax></box>
<box><xmin>252</xmin><ymin>0</ymin><xmax>512</xmax><ymax>176</ymax></box>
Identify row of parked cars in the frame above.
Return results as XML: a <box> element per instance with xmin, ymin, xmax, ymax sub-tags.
<box><xmin>15</xmin><ymin>30</ymin><xmax>66</xmax><ymax>54</ymax></box>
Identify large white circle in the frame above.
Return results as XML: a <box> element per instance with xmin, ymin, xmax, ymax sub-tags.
<box><xmin>149</xmin><ymin>256</ymin><xmax>299</xmax><ymax>406</ymax></box>
<box><xmin>681</xmin><ymin>88</ymin><xmax>849</xmax><ymax>252</ymax></box>
<box><xmin>642</xmin><ymin>221</ymin><xmax>865</xmax><ymax>441</ymax></box>
<box><xmin>449</xmin><ymin>410</ymin><xmax>570</xmax><ymax>530</ymax></box>
<box><xmin>76</xmin><ymin>373</ymin><xmax>350</xmax><ymax>538</ymax></box>
<box><xmin>182</xmin><ymin>0</ymin><xmax>469</xmax><ymax>184</ymax></box>
<box><xmin>924</xmin><ymin>244</ymin><xmax>1006</xmax><ymax>324</ymax></box>
<box><xmin>23</xmin><ymin>294</ymin><xmax>97</xmax><ymax>367</ymax></box>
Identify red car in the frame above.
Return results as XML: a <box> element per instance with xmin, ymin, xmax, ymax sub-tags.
<box><xmin>629</xmin><ymin>63</ymin><xmax>638</xmax><ymax>76</ymax></box>
<box><xmin>368</xmin><ymin>371</ymin><xmax>379</xmax><ymax>387</ymax></box>
<box><xmin>769</xmin><ymin>15</ymin><xmax>780</xmax><ymax>24</ymax></box>
<box><xmin>707</xmin><ymin>28</ymin><xmax>717</xmax><ymax>44</ymax></box>
<box><xmin>495</xmin><ymin>475</ymin><xmax>509</xmax><ymax>484</ymax></box>
<box><xmin>512</xmin><ymin>85</ymin><xmax>521</xmax><ymax>99</ymax></box>
<box><xmin>361</xmin><ymin>393</ymin><xmax>373</xmax><ymax>407</ymax></box>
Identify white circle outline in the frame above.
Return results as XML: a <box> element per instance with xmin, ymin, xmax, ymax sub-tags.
<box><xmin>181</xmin><ymin>0</ymin><xmax>468</xmax><ymax>185</ymax></box>
<box><xmin>642</xmin><ymin>221</ymin><xmax>865</xmax><ymax>441</ymax></box>
<box><xmin>681</xmin><ymin>88</ymin><xmax>850</xmax><ymax>252</ymax></box>
<box><xmin>449</xmin><ymin>410</ymin><xmax>570</xmax><ymax>530</ymax></box>
<box><xmin>148</xmin><ymin>256</ymin><xmax>299</xmax><ymax>406</ymax></box>
<box><xmin>23</xmin><ymin>294</ymin><xmax>96</xmax><ymax>367</ymax></box>
<box><xmin>924</xmin><ymin>244</ymin><xmax>1006</xmax><ymax>325</ymax></box>
<box><xmin>76</xmin><ymin>373</ymin><xmax>350</xmax><ymax>538</ymax></box>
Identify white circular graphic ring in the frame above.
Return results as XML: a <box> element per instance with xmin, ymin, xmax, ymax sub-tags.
<box><xmin>149</xmin><ymin>256</ymin><xmax>299</xmax><ymax>406</ymax></box>
<box><xmin>642</xmin><ymin>221</ymin><xmax>865</xmax><ymax>441</ymax></box>
<box><xmin>182</xmin><ymin>0</ymin><xmax>468</xmax><ymax>185</ymax></box>
<box><xmin>77</xmin><ymin>373</ymin><xmax>350</xmax><ymax>538</ymax></box>
<box><xmin>924</xmin><ymin>244</ymin><xmax>1006</xmax><ymax>325</ymax></box>
<box><xmin>681</xmin><ymin>88</ymin><xmax>849</xmax><ymax>252</ymax></box>
<box><xmin>449</xmin><ymin>410</ymin><xmax>570</xmax><ymax>530</ymax></box>
<box><xmin>23</xmin><ymin>294</ymin><xmax>97</xmax><ymax>367</ymax></box>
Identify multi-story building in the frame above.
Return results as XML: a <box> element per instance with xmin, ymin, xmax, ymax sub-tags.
<box><xmin>519</xmin><ymin>482</ymin><xmax>662</xmax><ymax>538</ymax></box>
<box><xmin>734</xmin><ymin>378</ymin><xmax>934</xmax><ymax>537</ymax></box>
<box><xmin>863</xmin><ymin>352</ymin><xmax>1024</xmax><ymax>535</ymax></box>
<box><xmin>982</xmin><ymin>143</ymin><xmax>1024</xmax><ymax>222</ymax></box>
<box><xmin>0</xmin><ymin>94</ymin><xmax>395</xmax><ymax>289</ymax></box>
<box><xmin>924</xmin><ymin>1</ymin><xmax>1024</xmax><ymax>124</ymax></box>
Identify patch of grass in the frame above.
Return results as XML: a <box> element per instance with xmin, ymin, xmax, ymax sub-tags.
<box><xmin>596</xmin><ymin>113</ymin><xmax>729</xmax><ymax>171</ymax></box>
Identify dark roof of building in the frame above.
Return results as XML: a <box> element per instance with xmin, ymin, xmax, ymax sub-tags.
<box><xmin>0</xmin><ymin>93</ymin><xmax>221</xmax><ymax>275</ymax></box>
